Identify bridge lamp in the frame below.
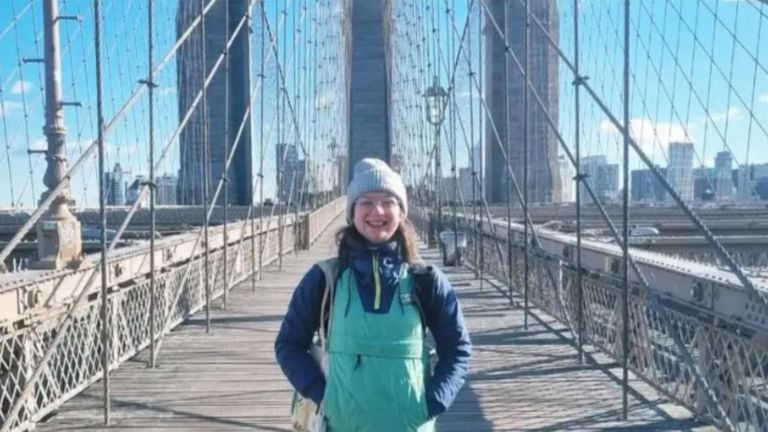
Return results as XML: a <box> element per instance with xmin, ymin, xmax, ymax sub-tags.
<box><xmin>424</xmin><ymin>75</ymin><xmax>448</xmax><ymax>246</ymax></box>
<box><xmin>425</xmin><ymin>75</ymin><xmax>448</xmax><ymax>126</ymax></box>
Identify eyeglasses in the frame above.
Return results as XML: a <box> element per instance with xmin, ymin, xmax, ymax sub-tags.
<box><xmin>355</xmin><ymin>198</ymin><xmax>399</xmax><ymax>211</ymax></box>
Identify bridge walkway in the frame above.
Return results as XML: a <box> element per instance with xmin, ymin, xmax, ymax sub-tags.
<box><xmin>36</xmin><ymin>217</ymin><xmax>714</xmax><ymax>431</ymax></box>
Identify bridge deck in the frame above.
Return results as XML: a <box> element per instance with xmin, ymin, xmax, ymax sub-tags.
<box><xmin>37</xmin><ymin>217</ymin><xmax>714</xmax><ymax>431</ymax></box>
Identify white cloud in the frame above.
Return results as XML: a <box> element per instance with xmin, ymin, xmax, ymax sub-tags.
<box><xmin>709</xmin><ymin>107</ymin><xmax>742</xmax><ymax>123</ymax></box>
<box><xmin>0</xmin><ymin>100</ymin><xmax>23</xmax><ymax>117</ymax></box>
<box><xmin>599</xmin><ymin>117</ymin><xmax>692</xmax><ymax>157</ymax></box>
<box><xmin>759</xmin><ymin>93</ymin><xmax>768</xmax><ymax>106</ymax></box>
<box><xmin>11</xmin><ymin>80</ymin><xmax>33</xmax><ymax>95</ymax></box>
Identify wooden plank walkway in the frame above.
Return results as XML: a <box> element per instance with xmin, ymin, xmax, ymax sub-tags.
<box><xmin>37</xmin><ymin>217</ymin><xmax>714</xmax><ymax>431</ymax></box>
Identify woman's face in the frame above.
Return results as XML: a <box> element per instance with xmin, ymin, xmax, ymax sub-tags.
<box><xmin>352</xmin><ymin>192</ymin><xmax>403</xmax><ymax>244</ymax></box>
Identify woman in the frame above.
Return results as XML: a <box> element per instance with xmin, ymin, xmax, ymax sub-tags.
<box><xmin>275</xmin><ymin>158</ymin><xmax>471</xmax><ymax>431</ymax></box>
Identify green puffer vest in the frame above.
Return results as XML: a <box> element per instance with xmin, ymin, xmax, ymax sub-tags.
<box><xmin>322</xmin><ymin>267</ymin><xmax>435</xmax><ymax>432</ymax></box>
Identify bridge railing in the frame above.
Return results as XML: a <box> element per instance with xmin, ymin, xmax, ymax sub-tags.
<box><xmin>0</xmin><ymin>199</ymin><xmax>344</xmax><ymax>432</ymax></box>
<box><xmin>299</xmin><ymin>197</ymin><xmax>347</xmax><ymax>248</ymax></box>
<box><xmin>411</xmin><ymin>208</ymin><xmax>767</xmax><ymax>432</ymax></box>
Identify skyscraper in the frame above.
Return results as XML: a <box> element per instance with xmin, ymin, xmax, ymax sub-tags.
<box><xmin>559</xmin><ymin>156</ymin><xmax>574</xmax><ymax>202</ymax></box>
<box><xmin>631</xmin><ymin>167</ymin><xmax>667</xmax><ymax>202</ymax></box>
<box><xmin>176</xmin><ymin>0</ymin><xmax>253</xmax><ymax>206</ymax></box>
<box><xmin>580</xmin><ymin>155</ymin><xmax>618</xmax><ymax>203</ymax></box>
<box><xmin>277</xmin><ymin>143</ymin><xmax>300</xmax><ymax>204</ymax></box>
<box><xmin>714</xmin><ymin>151</ymin><xmax>734</xmax><ymax>200</ymax></box>
<box><xmin>737</xmin><ymin>163</ymin><xmax>768</xmax><ymax>201</ymax></box>
<box><xmin>156</xmin><ymin>175</ymin><xmax>178</xmax><ymax>205</ymax></box>
<box><xmin>104</xmin><ymin>163</ymin><xmax>125</xmax><ymax>206</ymax></box>
<box><xmin>126</xmin><ymin>175</ymin><xmax>149</xmax><ymax>208</ymax></box>
<box><xmin>484</xmin><ymin>0</ymin><xmax>561</xmax><ymax>204</ymax></box>
<box><xmin>666</xmin><ymin>142</ymin><xmax>694</xmax><ymax>202</ymax></box>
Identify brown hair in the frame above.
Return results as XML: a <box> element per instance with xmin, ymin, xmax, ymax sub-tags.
<box><xmin>336</xmin><ymin>218</ymin><xmax>421</xmax><ymax>265</ymax></box>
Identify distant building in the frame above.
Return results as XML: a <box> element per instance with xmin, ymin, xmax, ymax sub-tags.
<box><xmin>736</xmin><ymin>169</ymin><xmax>750</xmax><ymax>201</ymax></box>
<box><xmin>631</xmin><ymin>167</ymin><xmax>665</xmax><ymax>202</ymax></box>
<box><xmin>666</xmin><ymin>142</ymin><xmax>694</xmax><ymax>202</ymax></box>
<box><xmin>693</xmin><ymin>167</ymin><xmax>716</xmax><ymax>200</ymax></box>
<box><xmin>336</xmin><ymin>154</ymin><xmax>348</xmax><ymax>195</ymax></box>
<box><xmin>459</xmin><ymin>167</ymin><xmax>475</xmax><ymax>202</ymax></box>
<box><xmin>737</xmin><ymin>163</ymin><xmax>768</xmax><ymax>201</ymax></box>
<box><xmin>295</xmin><ymin>159</ymin><xmax>309</xmax><ymax>200</ymax></box>
<box><xmin>472</xmin><ymin>145</ymin><xmax>482</xmax><ymax>174</ymax></box>
<box><xmin>714</xmin><ymin>151</ymin><xmax>734</xmax><ymax>200</ymax></box>
<box><xmin>276</xmin><ymin>143</ymin><xmax>300</xmax><ymax>204</ymax></box>
<box><xmin>559</xmin><ymin>156</ymin><xmax>574</xmax><ymax>203</ymax></box>
<box><xmin>580</xmin><ymin>155</ymin><xmax>618</xmax><ymax>203</ymax></box>
<box><xmin>126</xmin><ymin>175</ymin><xmax>149</xmax><ymax>208</ymax></box>
<box><xmin>104</xmin><ymin>163</ymin><xmax>125</xmax><ymax>206</ymax></box>
<box><xmin>156</xmin><ymin>175</ymin><xmax>178</xmax><ymax>205</ymax></box>
<box><xmin>441</xmin><ymin>168</ymin><xmax>475</xmax><ymax>204</ymax></box>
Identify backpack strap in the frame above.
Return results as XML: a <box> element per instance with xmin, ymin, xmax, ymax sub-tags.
<box><xmin>408</xmin><ymin>262</ymin><xmax>436</xmax><ymax>334</ymax></box>
<box><xmin>316</xmin><ymin>258</ymin><xmax>340</xmax><ymax>350</ymax></box>
<box><xmin>408</xmin><ymin>263</ymin><xmax>439</xmax><ymax>369</ymax></box>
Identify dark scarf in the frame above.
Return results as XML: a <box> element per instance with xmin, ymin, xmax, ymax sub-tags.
<box><xmin>343</xmin><ymin>234</ymin><xmax>404</xmax><ymax>314</ymax></box>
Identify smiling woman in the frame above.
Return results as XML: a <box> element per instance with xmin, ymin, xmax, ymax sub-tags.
<box><xmin>347</xmin><ymin>159</ymin><xmax>407</xmax><ymax>243</ymax></box>
<box><xmin>275</xmin><ymin>158</ymin><xmax>471</xmax><ymax>432</ymax></box>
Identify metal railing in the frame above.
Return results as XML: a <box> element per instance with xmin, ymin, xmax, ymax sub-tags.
<box><xmin>412</xmin><ymin>208</ymin><xmax>767</xmax><ymax>432</ymax></box>
<box><xmin>0</xmin><ymin>197</ymin><xmax>344</xmax><ymax>431</ymax></box>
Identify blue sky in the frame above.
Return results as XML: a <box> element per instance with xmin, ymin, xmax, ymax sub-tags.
<box><xmin>1</xmin><ymin>0</ymin><xmax>766</xmax><ymax>208</ymax></box>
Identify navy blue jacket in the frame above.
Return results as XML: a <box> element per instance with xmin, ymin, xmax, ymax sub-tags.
<box><xmin>274</xmin><ymin>241</ymin><xmax>472</xmax><ymax>418</ymax></box>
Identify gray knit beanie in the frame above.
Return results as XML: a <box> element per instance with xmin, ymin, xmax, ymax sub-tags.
<box><xmin>346</xmin><ymin>158</ymin><xmax>408</xmax><ymax>223</ymax></box>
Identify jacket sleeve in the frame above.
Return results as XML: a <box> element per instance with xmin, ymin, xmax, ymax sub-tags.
<box><xmin>423</xmin><ymin>267</ymin><xmax>472</xmax><ymax>418</ymax></box>
<box><xmin>274</xmin><ymin>264</ymin><xmax>327</xmax><ymax>404</ymax></box>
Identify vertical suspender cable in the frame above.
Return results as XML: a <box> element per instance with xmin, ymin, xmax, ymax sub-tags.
<box><xmin>450</xmin><ymin>2</ymin><xmax>458</xmax><ymax>266</ymax></box>
<box><xmin>468</xmin><ymin>0</ymin><xmax>478</xmax><ymax>279</ymax></box>
<box><xmin>258</xmin><ymin>0</ymin><xmax>266</xmax><ymax>282</ymax></box>
<box><xmin>436</xmin><ymin>5</ymin><xmax>443</xmax><ymax>245</ymax></box>
<box><xmin>503</xmin><ymin>0</ymin><xmax>513</xmax><ymax>307</ymax></box>
<box><xmin>277</xmin><ymin>0</ymin><xmax>284</xmax><ymax>270</ymax></box>
<box><xmin>222</xmin><ymin>0</ymin><xmax>230</xmax><ymax>310</ymax></box>
<box><xmin>477</xmin><ymin>0</ymin><xmax>484</xmax><ymax>291</ymax></box>
<box><xmin>573</xmin><ymin>0</ymin><xmax>584</xmax><ymax>365</ymax></box>
<box><xmin>248</xmin><ymin>5</ymin><xmax>256</xmax><ymax>292</ymax></box>
<box><xmin>148</xmin><ymin>0</ymin><xmax>158</xmax><ymax>369</ymax></box>
<box><xmin>201</xmin><ymin>0</ymin><xmax>212</xmax><ymax>333</ymax></box>
<box><xmin>311</xmin><ymin>2</ymin><xmax>319</xmax><ymax>204</ymax></box>
<box><xmin>249</xmin><ymin>6</ymin><xmax>257</xmax><ymax>293</ymax></box>
<box><xmin>523</xmin><ymin>0</ymin><xmax>530</xmax><ymax>328</ymax></box>
<box><xmin>292</xmin><ymin>0</ymin><xmax>301</xmax><ymax>254</ymax></box>
<box><xmin>621</xmin><ymin>0</ymin><xmax>631</xmax><ymax>421</ymax></box>
<box><xmin>93</xmin><ymin>0</ymin><xmax>110</xmax><ymax>424</ymax></box>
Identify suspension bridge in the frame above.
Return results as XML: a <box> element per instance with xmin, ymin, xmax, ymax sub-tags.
<box><xmin>1</xmin><ymin>0</ymin><xmax>767</xmax><ymax>431</ymax></box>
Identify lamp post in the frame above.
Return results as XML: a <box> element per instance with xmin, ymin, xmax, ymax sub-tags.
<box><xmin>36</xmin><ymin>0</ymin><xmax>82</xmax><ymax>269</ymax></box>
<box><xmin>425</xmin><ymin>75</ymin><xmax>447</xmax><ymax>247</ymax></box>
